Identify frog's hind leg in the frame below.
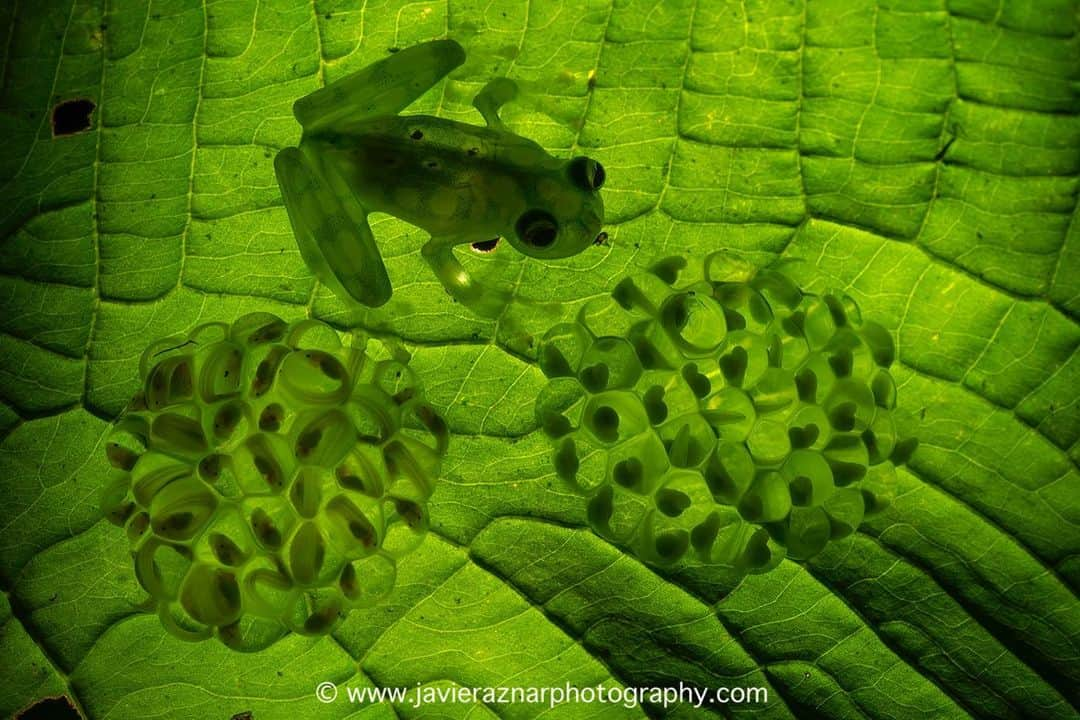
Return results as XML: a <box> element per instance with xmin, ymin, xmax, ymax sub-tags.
<box><xmin>274</xmin><ymin>147</ymin><xmax>392</xmax><ymax>307</ymax></box>
<box><xmin>472</xmin><ymin>78</ymin><xmax>518</xmax><ymax>130</ymax></box>
<box><xmin>294</xmin><ymin>39</ymin><xmax>466</xmax><ymax>133</ymax></box>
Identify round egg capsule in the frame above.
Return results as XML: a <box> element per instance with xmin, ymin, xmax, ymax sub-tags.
<box><xmin>538</xmin><ymin>322</ymin><xmax>593</xmax><ymax>378</ymax></box>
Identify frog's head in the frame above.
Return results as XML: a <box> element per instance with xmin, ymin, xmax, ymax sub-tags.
<box><xmin>507</xmin><ymin>156</ymin><xmax>606</xmax><ymax>260</ymax></box>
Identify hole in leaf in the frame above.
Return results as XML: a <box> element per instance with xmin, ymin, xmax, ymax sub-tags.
<box><xmin>18</xmin><ymin>697</ymin><xmax>80</xmax><ymax>720</ymax></box>
<box><xmin>471</xmin><ymin>238</ymin><xmax>499</xmax><ymax>253</ymax></box>
<box><xmin>51</xmin><ymin>99</ymin><xmax>95</xmax><ymax>136</ymax></box>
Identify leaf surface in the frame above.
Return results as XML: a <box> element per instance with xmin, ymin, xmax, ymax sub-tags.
<box><xmin>1</xmin><ymin>1</ymin><xmax>1077</xmax><ymax>718</ymax></box>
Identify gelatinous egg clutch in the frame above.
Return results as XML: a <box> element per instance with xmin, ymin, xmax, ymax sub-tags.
<box><xmin>101</xmin><ymin>313</ymin><xmax>448</xmax><ymax>649</ymax></box>
<box><xmin>536</xmin><ymin>256</ymin><xmax>916</xmax><ymax>573</ymax></box>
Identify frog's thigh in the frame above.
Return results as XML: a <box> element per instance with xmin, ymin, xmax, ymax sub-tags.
<box><xmin>295</xmin><ymin>39</ymin><xmax>467</xmax><ymax>132</ymax></box>
<box><xmin>274</xmin><ymin>147</ymin><xmax>392</xmax><ymax>307</ymax></box>
<box><xmin>421</xmin><ymin>238</ymin><xmax>509</xmax><ymax>318</ymax></box>
<box><xmin>472</xmin><ymin>77</ymin><xmax>518</xmax><ymax>129</ymax></box>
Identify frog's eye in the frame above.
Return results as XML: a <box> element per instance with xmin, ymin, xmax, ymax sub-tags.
<box><xmin>516</xmin><ymin>209</ymin><xmax>559</xmax><ymax>248</ymax></box>
<box><xmin>568</xmin><ymin>157</ymin><xmax>605</xmax><ymax>191</ymax></box>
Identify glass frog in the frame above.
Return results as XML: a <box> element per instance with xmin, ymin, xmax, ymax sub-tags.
<box><xmin>275</xmin><ymin>39</ymin><xmax>607</xmax><ymax>318</ymax></box>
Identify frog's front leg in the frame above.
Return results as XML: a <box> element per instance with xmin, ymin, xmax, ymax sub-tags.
<box><xmin>421</xmin><ymin>237</ymin><xmax>512</xmax><ymax>318</ymax></box>
<box><xmin>274</xmin><ymin>147</ymin><xmax>392</xmax><ymax>308</ymax></box>
<box><xmin>472</xmin><ymin>78</ymin><xmax>518</xmax><ymax>130</ymax></box>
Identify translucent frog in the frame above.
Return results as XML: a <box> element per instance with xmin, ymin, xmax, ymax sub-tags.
<box><xmin>275</xmin><ymin>39</ymin><xmax>607</xmax><ymax>318</ymax></box>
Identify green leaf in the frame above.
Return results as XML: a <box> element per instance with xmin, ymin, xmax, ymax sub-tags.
<box><xmin>1</xmin><ymin>1</ymin><xmax>1077</xmax><ymax>718</ymax></box>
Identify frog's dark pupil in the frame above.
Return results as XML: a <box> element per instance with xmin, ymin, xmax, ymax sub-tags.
<box><xmin>410</xmin><ymin>130</ymin><xmax>423</xmax><ymax>140</ymax></box>
<box><xmin>530</xmin><ymin>225</ymin><xmax>556</xmax><ymax>247</ymax></box>
<box><xmin>592</xmin><ymin>162</ymin><xmax>606</xmax><ymax>189</ymax></box>
<box><xmin>516</xmin><ymin>209</ymin><xmax>558</xmax><ymax>248</ymax></box>
<box><xmin>569</xmin><ymin>156</ymin><xmax>603</xmax><ymax>191</ymax></box>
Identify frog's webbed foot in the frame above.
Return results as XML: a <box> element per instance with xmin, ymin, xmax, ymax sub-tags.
<box><xmin>422</xmin><ymin>239</ymin><xmax>512</xmax><ymax>318</ymax></box>
<box><xmin>274</xmin><ymin>147</ymin><xmax>392</xmax><ymax>307</ymax></box>
<box><xmin>472</xmin><ymin>78</ymin><xmax>518</xmax><ymax>130</ymax></box>
<box><xmin>294</xmin><ymin>39</ymin><xmax>466</xmax><ymax>132</ymax></box>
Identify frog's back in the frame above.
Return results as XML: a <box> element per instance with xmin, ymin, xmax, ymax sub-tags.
<box><xmin>313</xmin><ymin>114</ymin><xmax>556</xmax><ymax>171</ymax></box>
<box><xmin>304</xmin><ymin>114</ymin><xmax>562</xmax><ymax>237</ymax></box>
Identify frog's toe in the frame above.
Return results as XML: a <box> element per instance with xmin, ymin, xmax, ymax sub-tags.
<box><xmin>422</xmin><ymin>240</ymin><xmax>511</xmax><ymax>318</ymax></box>
<box><xmin>275</xmin><ymin>148</ymin><xmax>392</xmax><ymax>308</ymax></box>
